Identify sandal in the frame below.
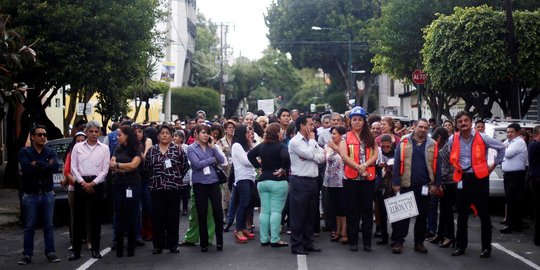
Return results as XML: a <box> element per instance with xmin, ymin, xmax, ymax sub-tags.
<box><xmin>330</xmin><ymin>234</ymin><xmax>342</xmax><ymax>242</ymax></box>
<box><xmin>234</xmin><ymin>231</ymin><xmax>248</xmax><ymax>243</ymax></box>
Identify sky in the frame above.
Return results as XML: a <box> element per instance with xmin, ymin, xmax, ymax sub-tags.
<box><xmin>197</xmin><ymin>0</ymin><xmax>273</xmax><ymax>60</ymax></box>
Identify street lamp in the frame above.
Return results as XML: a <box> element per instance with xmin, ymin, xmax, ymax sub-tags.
<box><xmin>311</xmin><ymin>26</ymin><xmax>354</xmax><ymax>105</ymax></box>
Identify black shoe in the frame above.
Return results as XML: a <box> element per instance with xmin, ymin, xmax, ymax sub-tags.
<box><xmin>349</xmin><ymin>245</ymin><xmax>358</xmax><ymax>252</ymax></box>
<box><xmin>430</xmin><ymin>235</ymin><xmax>444</xmax><ymax>245</ymax></box>
<box><xmin>46</xmin><ymin>253</ymin><xmax>61</xmax><ymax>263</ymax></box>
<box><xmin>179</xmin><ymin>241</ymin><xmax>196</xmax><ymax>247</ymax></box>
<box><xmin>68</xmin><ymin>252</ymin><xmax>81</xmax><ymax>261</ymax></box>
<box><xmin>216</xmin><ymin>244</ymin><xmax>223</xmax><ymax>251</ymax></box>
<box><xmin>271</xmin><ymin>241</ymin><xmax>289</xmax><ymax>248</ymax></box>
<box><xmin>18</xmin><ymin>255</ymin><xmax>31</xmax><ymax>265</ymax></box>
<box><xmin>223</xmin><ymin>223</ymin><xmax>232</xmax><ymax>232</ymax></box>
<box><xmin>152</xmin><ymin>248</ymin><xmax>163</xmax><ymax>254</ymax></box>
<box><xmin>169</xmin><ymin>248</ymin><xmax>179</xmax><ymax>253</ymax></box>
<box><xmin>136</xmin><ymin>239</ymin><xmax>145</xmax><ymax>247</ymax></box>
<box><xmin>480</xmin><ymin>249</ymin><xmax>491</xmax><ymax>258</ymax></box>
<box><xmin>363</xmin><ymin>245</ymin><xmax>372</xmax><ymax>252</ymax></box>
<box><xmin>127</xmin><ymin>250</ymin><xmax>134</xmax><ymax>257</ymax></box>
<box><xmin>374</xmin><ymin>231</ymin><xmax>382</xmax><ymax>238</ymax></box>
<box><xmin>91</xmin><ymin>251</ymin><xmax>102</xmax><ymax>259</ymax></box>
<box><xmin>392</xmin><ymin>243</ymin><xmax>403</xmax><ymax>254</ymax></box>
<box><xmin>376</xmin><ymin>238</ymin><xmax>388</xmax><ymax>245</ymax></box>
<box><xmin>292</xmin><ymin>248</ymin><xmax>309</xmax><ymax>255</ymax></box>
<box><xmin>414</xmin><ymin>243</ymin><xmax>428</xmax><ymax>254</ymax></box>
<box><xmin>261</xmin><ymin>242</ymin><xmax>271</xmax><ymax>246</ymax></box>
<box><xmin>201</xmin><ymin>246</ymin><xmax>208</xmax><ymax>252</ymax></box>
<box><xmin>452</xmin><ymin>248</ymin><xmax>465</xmax><ymax>256</ymax></box>
<box><xmin>500</xmin><ymin>226</ymin><xmax>513</xmax><ymax>234</ymax></box>
<box><xmin>304</xmin><ymin>246</ymin><xmax>322</xmax><ymax>252</ymax></box>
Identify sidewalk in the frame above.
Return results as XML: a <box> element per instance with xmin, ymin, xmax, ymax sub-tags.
<box><xmin>0</xmin><ymin>189</ymin><xmax>20</xmax><ymax>227</ymax></box>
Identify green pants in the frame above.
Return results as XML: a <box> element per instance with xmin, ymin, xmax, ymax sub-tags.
<box><xmin>257</xmin><ymin>180</ymin><xmax>288</xmax><ymax>243</ymax></box>
<box><xmin>184</xmin><ymin>190</ymin><xmax>215</xmax><ymax>244</ymax></box>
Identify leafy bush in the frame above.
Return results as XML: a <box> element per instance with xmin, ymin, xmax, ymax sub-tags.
<box><xmin>171</xmin><ymin>87</ymin><xmax>221</xmax><ymax>119</ymax></box>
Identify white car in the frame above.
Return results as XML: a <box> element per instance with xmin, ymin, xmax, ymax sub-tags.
<box><xmin>483</xmin><ymin>120</ymin><xmax>538</xmax><ymax>197</ymax></box>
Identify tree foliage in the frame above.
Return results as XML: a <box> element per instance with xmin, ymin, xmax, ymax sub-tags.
<box><xmin>191</xmin><ymin>13</ymin><xmax>220</xmax><ymax>89</ymax></box>
<box><xmin>171</xmin><ymin>86</ymin><xmax>220</xmax><ymax>119</ymax></box>
<box><xmin>422</xmin><ymin>5</ymin><xmax>540</xmax><ymax>118</ymax></box>
<box><xmin>266</xmin><ymin>0</ymin><xmax>380</xmax><ymax>110</ymax></box>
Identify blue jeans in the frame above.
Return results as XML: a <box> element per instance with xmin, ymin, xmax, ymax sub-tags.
<box><xmin>234</xmin><ymin>180</ymin><xmax>253</xmax><ymax>230</ymax></box>
<box><xmin>22</xmin><ymin>191</ymin><xmax>56</xmax><ymax>257</ymax></box>
<box><xmin>135</xmin><ymin>177</ymin><xmax>151</xmax><ymax>241</ymax></box>
<box><xmin>258</xmin><ymin>180</ymin><xmax>288</xmax><ymax>243</ymax></box>
<box><xmin>226</xmin><ymin>186</ymin><xmax>238</xmax><ymax>226</ymax></box>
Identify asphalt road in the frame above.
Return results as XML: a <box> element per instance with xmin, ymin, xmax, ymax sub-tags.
<box><xmin>1</xmin><ymin>211</ymin><xmax>539</xmax><ymax>270</ymax></box>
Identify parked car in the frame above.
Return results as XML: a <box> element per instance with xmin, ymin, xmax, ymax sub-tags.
<box><xmin>483</xmin><ymin>119</ymin><xmax>539</xmax><ymax>197</ymax></box>
<box><xmin>45</xmin><ymin>136</ymin><xmax>109</xmax><ymax>217</ymax></box>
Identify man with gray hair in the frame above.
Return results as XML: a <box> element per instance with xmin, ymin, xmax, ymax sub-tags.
<box><xmin>317</xmin><ymin>114</ymin><xmax>335</xmax><ymax>147</ymax></box>
<box><xmin>69</xmin><ymin>120</ymin><xmax>110</xmax><ymax>261</ymax></box>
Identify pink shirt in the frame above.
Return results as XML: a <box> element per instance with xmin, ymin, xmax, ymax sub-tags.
<box><xmin>71</xmin><ymin>140</ymin><xmax>110</xmax><ymax>184</ymax></box>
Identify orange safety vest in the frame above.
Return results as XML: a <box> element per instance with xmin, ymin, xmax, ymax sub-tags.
<box><xmin>399</xmin><ymin>137</ymin><xmax>438</xmax><ymax>178</ymax></box>
<box><xmin>449</xmin><ymin>132</ymin><xmax>489</xmax><ymax>182</ymax></box>
<box><xmin>344</xmin><ymin>131</ymin><xmax>376</xmax><ymax>181</ymax></box>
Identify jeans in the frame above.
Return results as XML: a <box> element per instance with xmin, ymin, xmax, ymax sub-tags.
<box><xmin>226</xmin><ymin>185</ymin><xmax>238</xmax><ymax>226</ymax></box>
<box><xmin>22</xmin><ymin>192</ymin><xmax>56</xmax><ymax>257</ymax></box>
<box><xmin>258</xmin><ymin>180</ymin><xmax>288</xmax><ymax>243</ymax></box>
<box><xmin>136</xmin><ymin>176</ymin><xmax>152</xmax><ymax>241</ymax></box>
<box><xmin>235</xmin><ymin>180</ymin><xmax>253</xmax><ymax>231</ymax></box>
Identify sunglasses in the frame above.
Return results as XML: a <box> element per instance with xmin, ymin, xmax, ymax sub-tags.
<box><xmin>35</xmin><ymin>133</ymin><xmax>48</xmax><ymax>137</ymax></box>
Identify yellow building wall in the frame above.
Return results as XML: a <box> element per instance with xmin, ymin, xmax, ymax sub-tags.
<box><xmin>64</xmin><ymin>93</ymin><xmax>164</xmax><ymax>132</ymax></box>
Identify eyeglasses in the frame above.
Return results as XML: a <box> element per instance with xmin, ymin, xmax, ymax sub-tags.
<box><xmin>35</xmin><ymin>133</ymin><xmax>47</xmax><ymax>137</ymax></box>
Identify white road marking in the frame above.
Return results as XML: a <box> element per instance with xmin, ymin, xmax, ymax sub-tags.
<box><xmin>76</xmin><ymin>247</ymin><xmax>111</xmax><ymax>270</ymax></box>
<box><xmin>297</xmin><ymin>254</ymin><xmax>308</xmax><ymax>270</ymax></box>
<box><xmin>492</xmin><ymin>243</ymin><xmax>540</xmax><ymax>270</ymax></box>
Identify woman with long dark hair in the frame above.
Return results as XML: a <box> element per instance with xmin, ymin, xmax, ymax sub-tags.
<box><xmin>187</xmin><ymin>125</ymin><xmax>226</xmax><ymax>252</ymax></box>
<box><xmin>144</xmin><ymin>125</ymin><xmax>189</xmax><ymax>254</ymax></box>
<box><xmin>229</xmin><ymin>125</ymin><xmax>256</xmax><ymax>244</ymax></box>
<box><xmin>109</xmin><ymin>125</ymin><xmax>142</xmax><ymax>257</ymax></box>
<box><xmin>248</xmin><ymin>123</ymin><xmax>290</xmax><ymax>247</ymax></box>
<box><xmin>339</xmin><ymin>106</ymin><xmax>378</xmax><ymax>252</ymax></box>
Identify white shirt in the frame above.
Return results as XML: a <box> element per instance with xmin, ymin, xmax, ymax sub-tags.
<box><xmin>231</xmin><ymin>143</ymin><xmax>256</xmax><ymax>183</ymax></box>
<box><xmin>288</xmin><ymin>133</ymin><xmax>325</xmax><ymax>177</ymax></box>
<box><xmin>317</xmin><ymin>128</ymin><xmax>332</xmax><ymax>147</ymax></box>
<box><xmin>502</xmin><ymin>136</ymin><xmax>528</xmax><ymax>172</ymax></box>
<box><xmin>71</xmin><ymin>140</ymin><xmax>110</xmax><ymax>184</ymax></box>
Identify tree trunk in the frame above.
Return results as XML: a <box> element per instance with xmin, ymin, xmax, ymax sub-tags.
<box><xmin>133</xmin><ymin>99</ymin><xmax>142</xmax><ymax>122</ymax></box>
<box><xmin>145</xmin><ymin>99</ymin><xmax>150</xmax><ymax>123</ymax></box>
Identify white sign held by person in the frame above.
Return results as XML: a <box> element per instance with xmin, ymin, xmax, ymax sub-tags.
<box><xmin>384</xmin><ymin>191</ymin><xmax>419</xmax><ymax>223</ymax></box>
<box><xmin>257</xmin><ymin>99</ymin><xmax>274</xmax><ymax>115</ymax></box>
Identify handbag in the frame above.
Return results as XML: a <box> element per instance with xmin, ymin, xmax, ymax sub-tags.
<box><xmin>212</xmin><ymin>163</ymin><xmax>228</xmax><ymax>184</ymax></box>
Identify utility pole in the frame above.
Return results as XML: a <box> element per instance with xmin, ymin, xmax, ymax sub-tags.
<box><xmin>164</xmin><ymin>0</ymin><xmax>173</xmax><ymax>122</ymax></box>
<box><xmin>218</xmin><ymin>23</ymin><xmax>234</xmax><ymax>116</ymax></box>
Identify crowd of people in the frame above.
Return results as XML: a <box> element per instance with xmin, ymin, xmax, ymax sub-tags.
<box><xmin>17</xmin><ymin>107</ymin><xmax>540</xmax><ymax>265</ymax></box>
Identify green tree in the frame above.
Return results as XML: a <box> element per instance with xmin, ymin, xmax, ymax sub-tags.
<box><xmin>191</xmin><ymin>13</ymin><xmax>220</xmax><ymax>89</ymax></box>
<box><xmin>370</xmin><ymin>0</ymin><xmax>540</xmax><ymax>120</ymax></box>
<box><xmin>171</xmin><ymin>87</ymin><xmax>220</xmax><ymax>119</ymax></box>
<box><xmin>266</xmin><ymin>0</ymin><xmax>380</xmax><ymax>110</ymax></box>
<box><xmin>422</xmin><ymin>6</ymin><xmax>540</xmax><ymax>118</ymax></box>
<box><xmin>224</xmin><ymin>57</ymin><xmax>261</xmax><ymax>117</ymax></box>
